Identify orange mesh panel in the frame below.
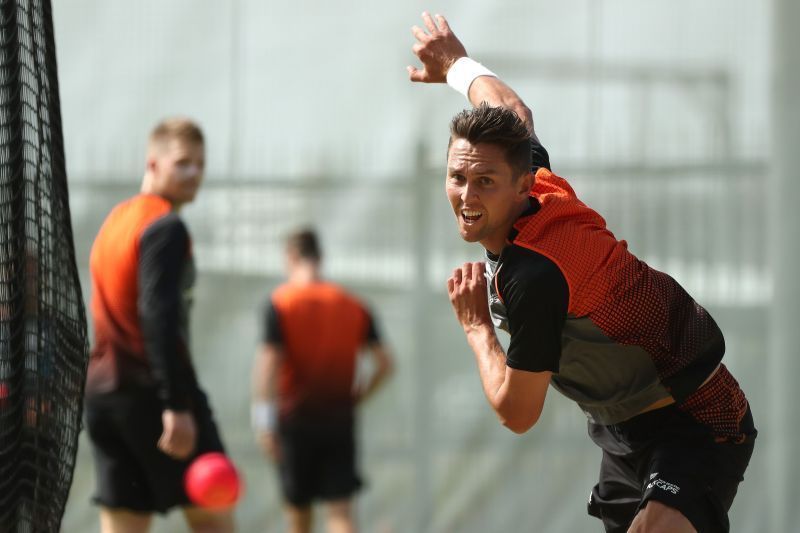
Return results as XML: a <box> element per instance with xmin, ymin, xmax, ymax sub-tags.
<box><xmin>678</xmin><ymin>364</ymin><xmax>749</xmax><ymax>440</ymax></box>
<box><xmin>514</xmin><ymin>169</ymin><xmax>723</xmax><ymax>382</ymax></box>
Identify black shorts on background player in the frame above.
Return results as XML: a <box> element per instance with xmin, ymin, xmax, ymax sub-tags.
<box><xmin>276</xmin><ymin>418</ymin><xmax>362</xmax><ymax>507</ymax></box>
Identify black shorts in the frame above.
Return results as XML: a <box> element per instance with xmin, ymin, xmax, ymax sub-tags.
<box><xmin>586</xmin><ymin>403</ymin><xmax>756</xmax><ymax>533</ymax></box>
<box><xmin>276</xmin><ymin>417</ymin><xmax>363</xmax><ymax>507</ymax></box>
<box><xmin>84</xmin><ymin>385</ymin><xmax>225</xmax><ymax>513</ymax></box>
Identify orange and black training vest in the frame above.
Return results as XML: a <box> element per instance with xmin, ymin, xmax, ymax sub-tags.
<box><xmin>487</xmin><ymin>167</ymin><xmax>747</xmax><ymax>438</ymax></box>
<box><xmin>87</xmin><ymin>194</ymin><xmax>197</xmax><ymax>409</ymax></box>
<box><xmin>264</xmin><ymin>281</ymin><xmax>378</xmax><ymax>421</ymax></box>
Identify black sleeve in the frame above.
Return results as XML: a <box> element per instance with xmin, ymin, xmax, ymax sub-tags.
<box><xmin>531</xmin><ymin>136</ymin><xmax>551</xmax><ymax>172</ymax></box>
<box><xmin>363</xmin><ymin>308</ymin><xmax>381</xmax><ymax>344</ymax></box>
<box><xmin>138</xmin><ymin>214</ymin><xmax>193</xmax><ymax>410</ymax></box>
<box><xmin>262</xmin><ymin>299</ymin><xmax>283</xmax><ymax>345</ymax></box>
<box><xmin>498</xmin><ymin>246</ymin><xmax>568</xmax><ymax>373</ymax></box>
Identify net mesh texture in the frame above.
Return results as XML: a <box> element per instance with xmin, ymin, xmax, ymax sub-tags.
<box><xmin>0</xmin><ymin>0</ymin><xmax>89</xmax><ymax>531</ymax></box>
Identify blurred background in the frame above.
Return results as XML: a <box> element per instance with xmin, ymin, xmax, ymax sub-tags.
<box><xmin>52</xmin><ymin>0</ymin><xmax>796</xmax><ymax>531</ymax></box>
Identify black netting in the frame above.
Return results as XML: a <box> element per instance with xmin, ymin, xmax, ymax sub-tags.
<box><xmin>0</xmin><ymin>0</ymin><xmax>89</xmax><ymax>531</ymax></box>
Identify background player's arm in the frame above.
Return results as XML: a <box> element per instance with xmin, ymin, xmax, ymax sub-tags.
<box><xmin>448</xmin><ymin>262</ymin><xmax>550</xmax><ymax>433</ymax></box>
<box><xmin>251</xmin><ymin>343</ymin><xmax>281</xmax><ymax>461</ymax></box>
<box><xmin>408</xmin><ymin>12</ymin><xmax>536</xmax><ymax>138</ymax></box>
<box><xmin>138</xmin><ymin>215</ymin><xmax>197</xmax><ymax>459</ymax></box>
<box><xmin>356</xmin><ymin>342</ymin><xmax>393</xmax><ymax>403</ymax></box>
<box><xmin>354</xmin><ymin>311</ymin><xmax>394</xmax><ymax>402</ymax></box>
<box><xmin>251</xmin><ymin>301</ymin><xmax>283</xmax><ymax>460</ymax></box>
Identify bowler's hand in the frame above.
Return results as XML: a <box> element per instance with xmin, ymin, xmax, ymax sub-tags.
<box><xmin>407</xmin><ymin>12</ymin><xmax>468</xmax><ymax>83</ymax></box>
<box><xmin>158</xmin><ymin>409</ymin><xmax>197</xmax><ymax>460</ymax></box>
<box><xmin>447</xmin><ymin>262</ymin><xmax>493</xmax><ymax>332</ymax></box>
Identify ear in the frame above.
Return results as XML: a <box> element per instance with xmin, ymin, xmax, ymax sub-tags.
<box><xmin>517</xmin><ymin>171</ymin><xmax>534</xmax><ymax>197</ymax></box>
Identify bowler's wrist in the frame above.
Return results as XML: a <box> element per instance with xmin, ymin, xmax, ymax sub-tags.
<box><xmin>446</xmin><ymin>57</ymin><xmax>497</xmax><ymax>99</ymax></box>
<box><xmin>463</xmin><ymin>321</ymin><xmax>495</xmax><ymax>339</ymax></box>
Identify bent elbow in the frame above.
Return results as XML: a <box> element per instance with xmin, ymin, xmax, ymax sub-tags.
<box><xmin>499</xmin><ymin>412</ymin><xmax>540</xmax><ymax>434</ymax></box>
<box><xmin>510</xmin><ymin>102</ymin><xmax>533</xmax><ymax>132</ymax></box>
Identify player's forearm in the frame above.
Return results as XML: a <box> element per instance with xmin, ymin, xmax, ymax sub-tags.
<box><xmin>464</xmin><ymin>324</ymin><xmax>509</xmax><ymax>409</ymax></box>
<box><xmin>467</xmin><ymin>75</ymin><xmax>534</xmax><ymax>133</ymax></box>
<box><xmin>359</xmin><ymin>345</ymin><xmax>394</xmax><ymax>402</ymax></box>
<box><xmin>140</xmin><ymin>308</ymin><xmax>193</xmax><ymax>410</ymax></box>
<box><xmin>252</xmin><ymin>345</ymin><xmax>278</xmax><ymax>402</ymax></box>
<box><xmin>466</xmin><ymin>326</ymin><xmax>549</xmax><ymax>433</ymax></box>
<box><xmin>251</xmin><ymin>345</ymin><xmax>279</xmax><ymax>435</ymax></box>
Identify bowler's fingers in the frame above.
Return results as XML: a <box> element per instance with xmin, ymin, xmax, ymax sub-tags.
<box><xmin>473</xmin><ymin>262</ymin><xmax>486</xmax><ymax>282</ymax></box>
<box><xmin>409</xmin><ymin>27</ymin><xmax>430</xmax><ymax>82</ymax></box>
<box><xmin>407</xmin><ymin>65</ymin><xmax>424</xmax><ymax>82</ymax></box>
<box><xmin>411</xmin><ymin>25</ymin><xmax>429</xmax><ymax>43</ymax></box>
<box><xmin>463</xmin><ymin>262</ymin><xmax>485</xmax><ymax>285</ymax></box>
<box><xmin>421</xmin><ymin>11</ymin><xmax>439</xmax><ymax>34</ymax></box>
<box><xmin>435</xmin><ymin>14</ymin><xmax>451</xmax><ymax>33</ymax></box>
<box><xmin>448</xmin><ymin>263</ymin><xmax>487</xmax><ymax>291</ymax></box>
<box><xmin>451</xmin><ymin>267</ymin><xmax>464</xmax><ymax>286</ymax></box>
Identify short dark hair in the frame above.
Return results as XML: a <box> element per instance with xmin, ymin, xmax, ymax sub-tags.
<box><xmin>286</xmin><ymin>228</ymin><xmax>321</xmax><ymax>262</ymax></box>
<box><xmin>448</xmin><ymin>102</ymin><xmax>531</xmax><ymax>178</ymax></box>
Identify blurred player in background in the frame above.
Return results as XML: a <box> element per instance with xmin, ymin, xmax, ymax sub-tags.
<box><xmin>408</xmin><ymin>12</ymin><xmax>755</xmax><ymax>533</ymax></box>
<box><xmin>252</xmin><ymin>228</ymin><xmax>393</xmax><ymax>533</ymax></box>
<box><xmin>84</xmin><ymin>118</ymin><xmax>235</xmax><ymax>533</ymax></box>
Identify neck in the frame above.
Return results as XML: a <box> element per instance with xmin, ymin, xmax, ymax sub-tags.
<box><xmin>141</xmin><ymin>183</ymin><xmax>180</xmax><ymax>211</ymax></box>
<box><xmin>481</xmin><ymin>198</ymin><xmax>530</xmax><ymax>255</ymax></box>
<box><xmin>288</xmin><ymin>262</ymin><xmax>320</xmax><ymax>285</ymax></box>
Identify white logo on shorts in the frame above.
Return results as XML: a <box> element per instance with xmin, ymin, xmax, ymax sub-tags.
<box><xmin>646</xmin><ymin>475</ymin><xmax>680</xmax><ymax>495</ymax></box>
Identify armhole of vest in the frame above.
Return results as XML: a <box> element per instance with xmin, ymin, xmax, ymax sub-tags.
<box><xmin>494</xmin><ymin>264</ymin><xmax>505</xmax><ymax>305</ymax></box>
<box><xmin>510</xmin><ymin>238</ymin><xmax>573</xmax><ymax>314</ymax></box>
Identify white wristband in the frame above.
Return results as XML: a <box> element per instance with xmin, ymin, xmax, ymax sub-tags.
<box><xmin>446</xmin><ymin>57</ymin><xmax>497</xmax><ymax>100</ymax></box>
<box><xmin>251</xmin><ymin>401</ymin><xmax>277</xmax><ymax>433</ymax></box>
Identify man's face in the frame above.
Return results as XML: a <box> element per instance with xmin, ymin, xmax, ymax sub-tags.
<box><xmin>148</xmin><ymin>139</ymin><xmax>205</xmax><ymax>207</ymax></box>
<box><xmin>446</xmin><ymin>138</ymin><xmax>531</xmax><ymax>254</ymax></box>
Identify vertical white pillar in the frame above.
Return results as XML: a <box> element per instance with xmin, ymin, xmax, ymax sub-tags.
<box><xmin>768</xmin><ymin>0</ymin><xmax>800</xmax><ymax>530</ymax></box>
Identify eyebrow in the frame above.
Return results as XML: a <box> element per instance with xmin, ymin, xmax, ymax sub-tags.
<box><xmin>448</xmin><ymin>165</ymin><xmax>500</xmax><ymax>175</ymax></box>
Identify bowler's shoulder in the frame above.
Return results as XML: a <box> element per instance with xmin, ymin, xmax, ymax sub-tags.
<box><xmin>496</xmin><ymin>244</ymin><xmax>568</xmax><ymax>302</ymax></box>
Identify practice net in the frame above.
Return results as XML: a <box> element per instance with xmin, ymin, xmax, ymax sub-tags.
<box><xmin>0</xmin><ymin>0</ymin><xmax>89</xmax><ymax>531</ymax></box>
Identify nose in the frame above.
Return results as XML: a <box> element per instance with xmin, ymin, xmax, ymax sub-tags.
<box><xmin>461</xmin><ymin>181</ymin><xmax>478</xmax><ymax>202</ymax></box>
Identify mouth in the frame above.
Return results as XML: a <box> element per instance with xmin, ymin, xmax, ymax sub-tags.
<box><xmin>461</xmin><ymin>209</ymin><xmax>483</xmax><ymax>225</ymax></box>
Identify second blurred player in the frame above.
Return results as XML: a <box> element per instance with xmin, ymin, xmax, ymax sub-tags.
<box><xmin>252</xmin><ymin>228</ymin><xmax>393</xmax><ymax>533</ymax></box>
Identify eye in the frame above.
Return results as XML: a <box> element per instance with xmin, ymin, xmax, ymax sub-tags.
<box><xmin>479</xmin><ymin>176</ymin><xmax>494</xmax><ymax>186</ymax></box>
<box><xmin>449</xmin><ymin>173</ymin><xmax>466</xmax><ymax>183</ymax></box>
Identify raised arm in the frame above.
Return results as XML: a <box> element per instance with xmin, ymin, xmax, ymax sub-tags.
<box><xmin>408</xmin><ymin>12</ymin><xmax>535</xmax><ymax>136</ymax></box>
